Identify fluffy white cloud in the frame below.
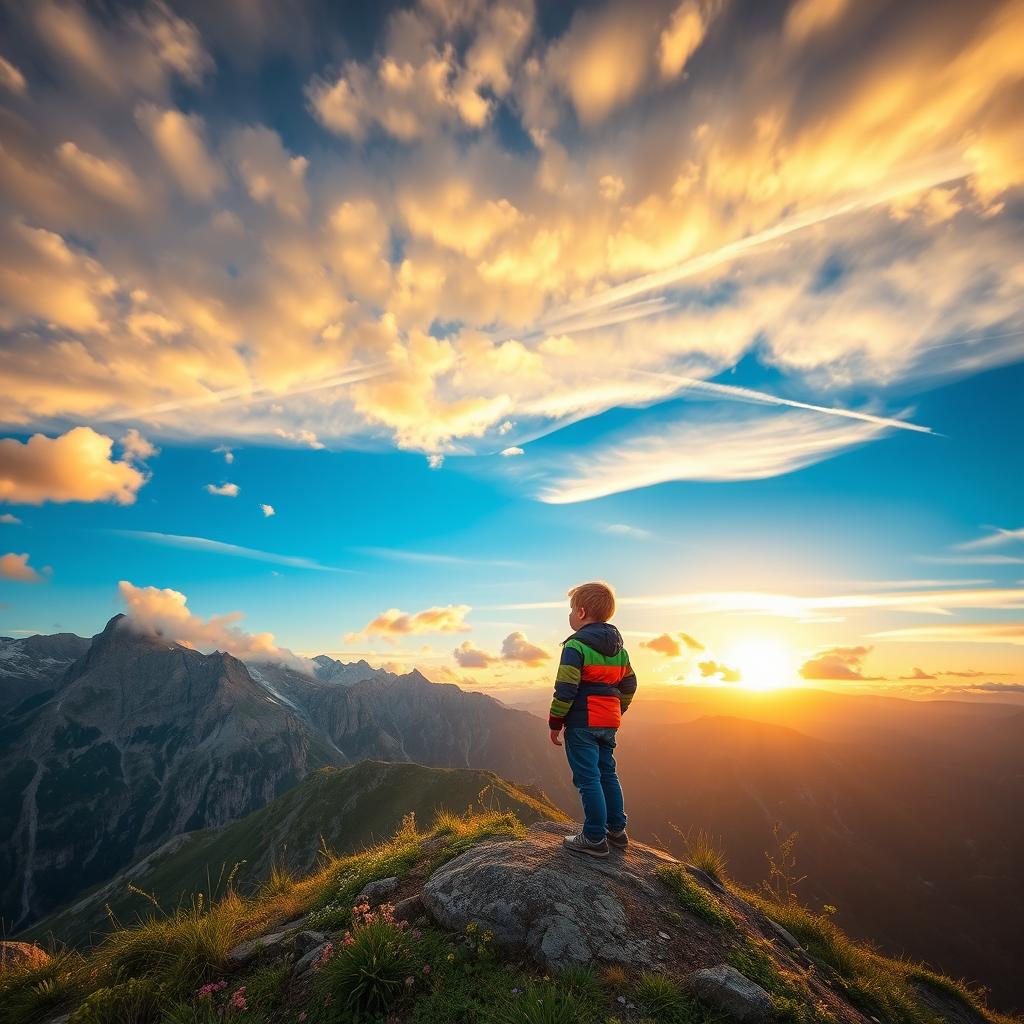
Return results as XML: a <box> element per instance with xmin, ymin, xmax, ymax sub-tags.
<box><xmin>500</xmin><ymin>631</ymin><xmax>549</xmax><ymax>665</ymax></box>
<box><xmin>205</xmin><ymin>481</ymin><xmax>239</xmax><ymax>496</ymax></box>
<box><xmin>260</xmin><ymin>503</ymin><xmax>275</xmax><ymax>517</ymax></box>
<box><xmin>118</xmin><ymin>580</ymin><xmax>309</xmax><ymax>668</ymax></box>
<box><xmin>0</xmin><ymin>427</ymin><xmax>149</xmax><ymax>505</ymax></box>
<box><xmin>453</xmin><ymin>640</ymin><xmax>497</xmax><ymax>668</ymax></box>
<box><xmin>0</xmin><ymin>552</ymin><xmax>43</xmax><ymax>582</ymax></box>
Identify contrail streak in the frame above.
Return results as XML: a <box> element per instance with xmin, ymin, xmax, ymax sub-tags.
<box><xmin>630</xmin><ymin>368</ymin><xmax>940</xmax><ymax>435</ymax></box>
<box><xmin>101</xmin><ymin>361</ymin><xmax>391</xmax><ymax>422</ymax></box>
<box><xmin>536</xmin><ymin>156</ymin><xmax>970</xmax><ymax>333</ymax></box>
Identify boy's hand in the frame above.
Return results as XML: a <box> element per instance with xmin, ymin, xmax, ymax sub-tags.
<box><xmin>549</xmin><ymin>729</ymin><xmax>563</xmax><ymax>746</ymax></box>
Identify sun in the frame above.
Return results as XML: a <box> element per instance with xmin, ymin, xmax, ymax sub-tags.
<box><xmin>722</xmin><ymin>636</ymin><xmax>798</xmax><ymax>692</ymax></box>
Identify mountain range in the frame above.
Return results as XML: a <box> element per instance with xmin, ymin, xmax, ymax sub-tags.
<box><xmin>3</xmin><ymin>617</ymin><xmax>1023</xmax><ymax>1011</ymax></box>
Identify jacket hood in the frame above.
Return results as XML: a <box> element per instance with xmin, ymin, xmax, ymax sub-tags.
<box><xmin>566</xmin><ymin>621</ymin><xmax>623</xmax><ymax>657</ymax></box>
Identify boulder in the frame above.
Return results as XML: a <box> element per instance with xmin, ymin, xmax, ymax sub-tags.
<box><xmin>0</xmin><ymin>940</ymin><xmax>50</xmax><ymax>973</ymax></box>
<box><xmin>421</xmin><ymin>821</ymin><xmax>681</xmax><ymax>972</ymax></box>
<box><xmin>295</xmin><ymin>941</ymin><xmax>331</xmax><ymax>976</ymax></box>
<box><xmin>686</xmin><ymin>965</ymin><xmax>774</xmax><ymax>1023</ymax></box>
<box><xmin>357</xmin><ymin>875</ymin><xmax>400</xmax><ymax>903</ymax></box>
<box><xmin>226</xmin><ymin>929</ymin><xmax>290</xmax><ymax>967</ymax></box>
<box><xmin>393</xmin><ymin>893</ymin><xmax>425</xmax><ymax>922</ymax></box>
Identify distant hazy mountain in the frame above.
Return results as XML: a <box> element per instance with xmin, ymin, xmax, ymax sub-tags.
<box><xmin>24</xmin><ymin>759</ymin><xmax>568</xmax><ymax>947</ymax></box>
<box><xmin>311</xmin><ymin>654</ymin><xmax>383</xmax><ymax>685</ymax></box>
<box><xmin>0</xmin><ymin>631</ymin><xmax>91</xmax><ymax>715</ymax></box>
<box><xmin>1</xmin><ymin>617</ymin><xmax>569</xmax><ymax>933</ymax></box>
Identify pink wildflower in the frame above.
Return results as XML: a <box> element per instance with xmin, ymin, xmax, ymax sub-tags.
<box><xmin>298</xmin><ymin>1014</ymin><xmax>307</xmax><ymax>1022</ymax></box>
<box><xmin>342</xmin><ymin>931</ymin><xmax>355</xmax><ymax>947</ymax></box>
<box><xmin>229</xmin><ymin>986</ymin><xmax>247</xmax><ymax>1010</ymax></box>
<box><xmin>422</xmin><ymin>964</ymin><xmax>431</xmax><ymax>975</ymax></box>
<box><xmin>405</xmin><ymin>976</ymin><xmax>415</xmax><ymax>987</ymax></box>
<box><xmin>411</xmin><ymin>928</ymin><xmax>422</xmax><ymax>940</ymax></box>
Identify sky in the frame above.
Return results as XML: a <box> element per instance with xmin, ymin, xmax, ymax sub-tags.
<box><xmin>0</xmin><ymin>0</ymin><xmax>1022</xmax><ymax>704</ymax></box>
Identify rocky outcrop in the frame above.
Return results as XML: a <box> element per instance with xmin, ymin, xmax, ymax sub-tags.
<box><xmin>423</xmin><ymin>821</ymin><xmax>728</xmax><ymax>973</ymax></box>
<box><xmin>0</xmin><ymin>940</ymin><xmax>50</xmax><ymax>972</ymax></box>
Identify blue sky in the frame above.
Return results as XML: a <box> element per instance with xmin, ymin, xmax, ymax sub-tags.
<box><xmin>1</xmin><ymin>0</ymin><xmax>1022</xmax><ymax>699</ymax></box>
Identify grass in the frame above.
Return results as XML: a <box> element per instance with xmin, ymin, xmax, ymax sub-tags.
<box><xmin>633</xmin><ymin>972</ymin><xmax>714</xmax><ymax>1024</ymax></box>
<box><xmin>655</xmin><ymin>864</ymin><xmax>735</xmax><ymax>929</ymax></box>
<box><xmin>735</xmin><ymin>886</ymin><xmax>1020</xmax><ymax>1024</ymax></box>
<box><xmin>6</xmin><ymin>806</ymin><xmax>1018</xmax><ymax>1024</ymax></box>
<box><xmin>672</xmin><ymin>825</ymin><xmax>729</xmax><ymax>883</ymax></box>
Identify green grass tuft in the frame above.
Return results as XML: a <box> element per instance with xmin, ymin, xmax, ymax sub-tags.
<box><xmin>633</xmin><ymin>972</ymin><xmax>714</xmax><ymax>1024</ymax></box>
<box><xmin>656</xmin><ymin>865</ymin><xmax>735</xmax><ymax>929</ymax></box>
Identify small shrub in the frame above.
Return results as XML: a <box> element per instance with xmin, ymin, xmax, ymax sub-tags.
<box><xmin>656</xmin><ymin>865</ymin><xmax>734</xmax><ymax>929</ymax></box>
<box><xmin>68</xmin><ymin>977</ymin><xmax>161</xmax><ymax>1024</ymax></box>
<box><xmin>762</xmin><ymin>823</ymin><xmax>807</xmax><ymax>906</ymax></box>
<box><xmin>318</xmin><ymin>918</ymin><xmax>416</xmax><ymax>1019</ymax></box>
<box><xmin>242</xmin><ymin>961</ymin><xmax>290</xmax><ymax>1010</ymax></box>
<box><xmin>672</xmin><ymin>825</ymin><xmax>728</xmax><ymax>882</ymax></box>
<box><xmin>601</xmin><ymin>965</ymin><xmax>628</xmax><ymax>988</ymax></box>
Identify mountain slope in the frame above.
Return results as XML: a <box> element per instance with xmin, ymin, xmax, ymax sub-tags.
<box><xmin>0</xmin><ymin>631</ymin><xmax>91</xmax><ymax>716</ymax></box>
<box><xmin>0</xmin><ymin>614</ymin><xmax>341</xmax><ymax>931</ymax></box>
<box><xmin>23</xmin><ymin>760</ymin><xmax>569</xmax><ymax>947</ymax></box>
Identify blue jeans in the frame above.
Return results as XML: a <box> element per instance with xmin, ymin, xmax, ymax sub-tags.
<box><xmin>564</xmin><ymin>726</ymin><xmax>627</xmax><ymax>841</ymax></box>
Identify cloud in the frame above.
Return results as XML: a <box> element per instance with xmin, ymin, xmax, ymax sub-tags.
<box><xmin>118</xmin><ymin>580</ymin><xmax>309</xmax><ymax>669</ymax></box>
<box><xmin>0</xmin><ymin>513</ymin><xmax>22</xmax><ymax>525</ymax></box>
<box><xmin>899</xmin><ymin>667</ymin><xmax>937</xmax><ymax>680</ymax></box>
<box><xmin>697</xmin><ymin>659</ymin><xmax>741</xmax><ymax>683</ymax></box>
<box><xmin>135</xmin><ymin>104</ymin><xmax>224</xmax><ymax>199</ymax></box>
<box><xmin>500</xmin><ymin>446</ymin><xmax>524</xmax><ymax>457</ymax></box>
<box><xmin>120</xmin><ymin>428</ymin><xmax>157</xmax><ymax>462</ymax></box>
<box><xmin>0</xmin><ymin>55</ymin><xmax>27</xmax><ymax>95</ymax></box>
<box><xmin>427</xmin><ymin>454</ymin><xmax>444</xmax><ymax>469</ymax></box>
<box><xmin>453</xmin><ymin>640</ymin><xmax>497</xmax><ymax>668</ymax></box>
<box><xmin>307</xmin><ymin>0</ymin><xmax>533</xmax><ymax>140</ymax></box>
<box><xmin>56</xmin><ymin>142</ymin><xmax>144</xmax><ymax>210</ymax></box>
<box><xmin>642</xmin><ymin>631</ymin><xmax>705</xmax><ymax>657</ymax></box>
<box><xmin>965</xmin><ymin>681</ymin><xmax>1024</xmax><ymax>694</ymax></box>
<box><xmin>603</xmin><ymin>523</ymin><xmax>654</xmax><ymax>540</ymax></box>
<box><xmin>205</xmin><ymin>481</ymin><xmax>239</xmax><ymax>497</ymax></box>
<box><xmin>260</xmin><ymin>503</ymin><xmax>275</xmax><ymax>517</ymax></box>
<box><xmin>109</xmin><ymin>529</ymin><xmax>349</xmax><ymax>572</ymax></box>
<box><xmin>346</xmin><ymin>604</ymin><xmax>473</xmax><ymax>642</ymax></box>
<box><xmin>952</xmin><ymin>525</ymin><xmax>1024</xmax><ymax>551</ymax></box>
<box><xmin>800</xmin><ymin>645</ymin><xmax>883</xmax><ymax>680</ymax></box>
<box><xmin>213</xmin><ymin>445</ymin><xmax>235</xmax><ymax>464</ymax></box>
<box><xmin>658</xmin><ymin>1</ymin><xmax>716</xmax><ymax>80</ymax></box>
<box><xmin>784</xmin><ymin>0</ymin><xmax>850</xmax><ymax>43</ymax></box>
<box><xmin>537</xmin><ymin>405</ymin><xmax>909</xmax><ymax>503</ymax></box>
<box><xmin>355</xmin><ymin>547</ymin><xmax>520</xmax><ymax>567</ymax></box>
<box><xmin>0</xmin><ymin>427</ymin><xmax>149</xmax><ymax>505</ymax></box>
<box><xmin>274</xmin><ymin>428</ymin><xmax>325</xmax><ymax>449</ymax></box>
<box><xmin>0</xmin><ymin>552</ymin><xmax>43</xmax><ymax>582</ymax></box>
<box><xmin>868</xmin><ymin>623</ymin><xmax>1024</xmax><ymax>646</ymax></box>
<box><xmin>500</xmin><ymin>631</ymin><xmax>549</xmax><ymax>665</ymax></box>
<box><xmin>227</xmin><ymin>126</ymin><xmax>309</xmax><ymax>220</ymax></box>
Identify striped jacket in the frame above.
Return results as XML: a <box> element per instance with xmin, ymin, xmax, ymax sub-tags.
<box><xmin>548</xmin><ymin>621</ymin><xmax>638</xmax><ymax>731</ymax></box>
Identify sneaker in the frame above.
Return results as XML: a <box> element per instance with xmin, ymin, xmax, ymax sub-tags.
<box><xmin>607</xmin><ymin>829</ymin><xmax>629</xmax><ymax>849</ymax></box>
<box><xmin>562</xmin><ymin>832</ymin><xmax>609</xmax><ymax>858</ymax></box>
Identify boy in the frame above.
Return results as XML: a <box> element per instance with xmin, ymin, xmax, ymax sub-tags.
<box><xmin>548</xmin><ymin>580</ymin><xmax>637</xmax><ymax>858</ymax></box>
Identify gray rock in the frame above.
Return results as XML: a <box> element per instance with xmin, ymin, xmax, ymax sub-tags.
<box><xmin>421</xmin><ymin>821</ymin><xmax>679</xmax><ymax>972</ymax></box>
<box><xmin>393</xmin><ymin>893</ymin><xmax>424</xmax><ymax>922</ymax></box>
<box><xmin>295</xmin><ymin>941</ymin><xmax>331</xmax><ymax>976</ymax></box>
<box><xmin>357</xmin><ymin>875</ymin><xmax>400</xmax><ymax>903</ymax></box>
<box><xmin>294</xmin><ymin>929</ymin><xmax>329</xmax><ymax>952</ymax></box>
<box><xmin>686</xmin><ymin>965</ymin><xmax>774</xmax><ymax>1023</ymax></box>
<box><xmin>276</xmin><ymin>914</ymin><xmax>311</xmax><ymax>933</ymax></box>
<box><xmin>764</xmin><ymin>918</ymin><xmax>802</xmax><ymax>951</ymax></box>
<box><xmin>226</xmin><ymin>929</ymin><xmax>290</xmax><ymax>967</ymax></box>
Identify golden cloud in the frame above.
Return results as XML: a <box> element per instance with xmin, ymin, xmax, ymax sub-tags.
<box><xmin>347</xmin><ymin>603</ymin><xmax>473</xmax><ymax>642</ymax></box>
<box><xmin>0</xmin><ymin>552</ymin><xmax>43</xmax><ymax>582</ymax></box>
<box><xmin>0</xmin><ymin>427</ymin><xmax>149</xmax><ymax>505</ymax></box>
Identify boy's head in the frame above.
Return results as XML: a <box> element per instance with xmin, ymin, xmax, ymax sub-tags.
<box><xmin>567</xmin><ymin>580</ymin><xmax>616</xmax><ymax>630</ymax></box>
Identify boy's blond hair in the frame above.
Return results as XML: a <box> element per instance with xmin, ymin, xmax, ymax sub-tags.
<box><xmin>567</xmin><ymin>580</ymin><xmax>616</xmax><ymax>622</ymax></box>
